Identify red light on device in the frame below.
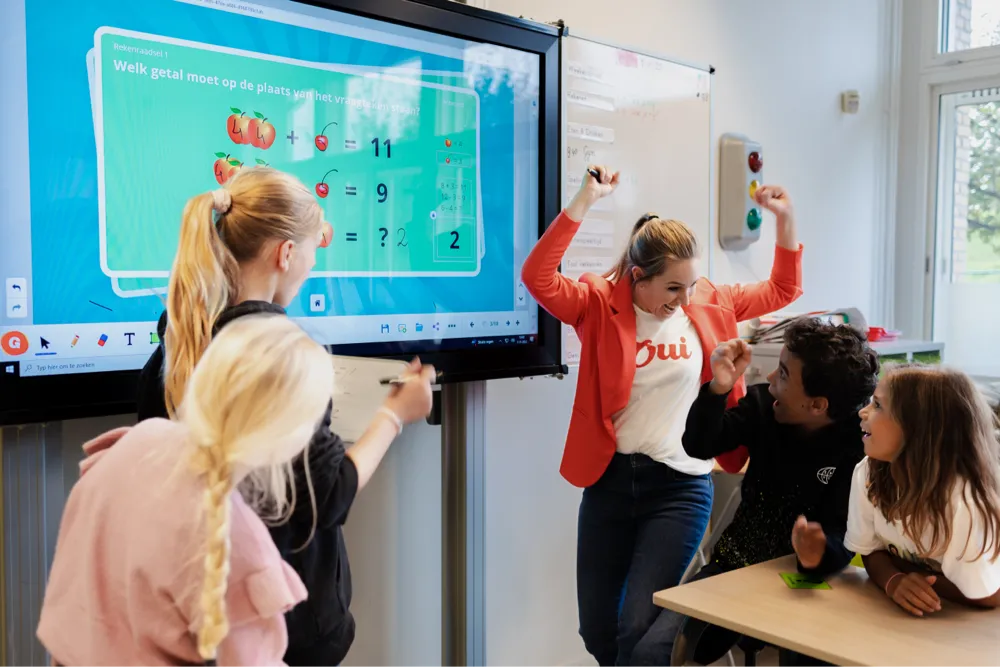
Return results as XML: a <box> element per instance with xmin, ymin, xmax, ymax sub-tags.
<box><xmin>748</xmin><ymin>151</ymin><xmax>762</xmax><ymax>173</ymax></box>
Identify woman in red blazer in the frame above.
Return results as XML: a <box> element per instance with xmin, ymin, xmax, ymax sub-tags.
<box><xmin>521</xmin><ymin>165</ymin><xmax>803</xmax><ymax>666</ymax></box>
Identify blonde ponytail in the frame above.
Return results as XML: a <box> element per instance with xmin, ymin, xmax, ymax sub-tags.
<box><xmin>180</xmin><ymin>314</ymin><xmax>334</xmax><ymax>660</ymax></box>
<box><xmin>163</xmin><ymin>168</ymin><xmax>324</xmax><ymax>418</ymax></box>
<box><xmin>164</xmin><ymin>192</ymin><xmax>239</xmax><ymax>417</ymax></box>
<box><xmin>604</xmin><ymin>213</ymin><xmax>698</xmax><ymax>283</ymax></box>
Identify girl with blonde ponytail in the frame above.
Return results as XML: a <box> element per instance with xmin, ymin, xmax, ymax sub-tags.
<box><xmin>40</xmin><ymin>315</ymin><xmax>333</xmax><ymax>664</ymax></box>
<box><xmin>135</xmin><ymin>167</ymin><xmax>436</xmax><ymax>664</ymax></box>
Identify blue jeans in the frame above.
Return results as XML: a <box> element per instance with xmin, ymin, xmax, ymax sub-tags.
<box><xmin>577</xmin><ymin>453</ymin><xmax>713</xmax><ymax>666</ymax></box>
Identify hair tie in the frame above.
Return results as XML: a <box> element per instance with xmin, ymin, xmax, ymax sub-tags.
<box><xmin>211</xmin><ymin>189</ymin><xmax>232</xmax><ymax>215</ymax></box>
<box><xmin>633</xmin><ymin>212</ymin><xmax>659</xmax><ymax>235</ymax></box>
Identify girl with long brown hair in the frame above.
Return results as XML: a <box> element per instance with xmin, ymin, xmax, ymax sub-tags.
<box><xmin>847</xmin><ymin>364</ymin><xmax>1000</xmax><ymax>615</ymax></box>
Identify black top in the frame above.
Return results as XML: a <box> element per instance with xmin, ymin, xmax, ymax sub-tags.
<box><xmin>683</xmin><ymin>383</ymin><xmax>863</xmax><ymax>578</ymax></box>
<box><xmin>137</xmin><ymin>301</ymin><xmax>358</xmax><ymax>665</ymax></box>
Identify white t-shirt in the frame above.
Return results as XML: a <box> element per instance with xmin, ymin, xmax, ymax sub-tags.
<box><xmin>845</xmin><ymin>457</ymin><xmax>1000</xmax><ymax>600</ymax></box>
<box><xmin>613</xmin><ymin>306</ymin><xmax>709</xmax><ymax>475</ymax></box>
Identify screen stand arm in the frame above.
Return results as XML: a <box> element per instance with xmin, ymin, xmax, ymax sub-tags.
<box><xmin>440</xmin><ymin>382</ymin><xmax>486</xmax><ymax>666</ymax></box>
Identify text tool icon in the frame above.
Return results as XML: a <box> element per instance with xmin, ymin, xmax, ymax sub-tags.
<box><xmin>124</xmin><ymin>332</ymin><xmax>135</xmax><ymax>346</ymax></box>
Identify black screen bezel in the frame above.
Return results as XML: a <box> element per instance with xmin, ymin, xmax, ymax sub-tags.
<box><xmin>0</xmin><ymin>0</ymin><xmax>564</xmax><ymax>425</ymax></box>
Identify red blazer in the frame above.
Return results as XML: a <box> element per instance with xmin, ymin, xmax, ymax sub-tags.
<box><xmin>522</xmin><ymin>211</ymin><xmax>804</xmax><ymax>488</ymax></box>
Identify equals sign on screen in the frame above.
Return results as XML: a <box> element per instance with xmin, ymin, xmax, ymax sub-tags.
<box><xmin>345</xmin><ymin>185</ymin><xmax>357</xmax><ymax>196</ymax></box>
<box><xmin>345</xmin><ymin>232</ymin><xmax>358</xmax><ymax>242</ymax></box>
<box><xmin>344</xmin><ymin>139</ymin><xmax>357</xmax><ymax>149</ymax></box>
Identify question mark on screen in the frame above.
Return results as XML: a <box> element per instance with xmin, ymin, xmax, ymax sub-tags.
<box><xmin>379</xmin><ymin>227</ymin><xmax>388</xmax><ymax>247</ymax></box>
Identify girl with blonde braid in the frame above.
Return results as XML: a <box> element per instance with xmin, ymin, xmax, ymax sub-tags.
<box><xmin>38</xmin><ymin>315</ymin><xmax>433</xmax><ymax>664</ymax></box>
<box><xmin>136</xmin><ymin>167</ymin><xmax>434</xmax><ymax>664</ymax></box>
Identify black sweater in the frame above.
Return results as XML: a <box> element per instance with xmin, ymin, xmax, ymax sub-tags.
<box><xmin>683</xmin><ymin>383</ymin><xmax>863</xmax><ymax>578</ymax></box>
<box><xmin>137</xmin><ymin>301</ymin><xmax>358</xmax><ymax>665</ymax></box>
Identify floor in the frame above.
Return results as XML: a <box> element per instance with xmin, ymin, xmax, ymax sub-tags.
<box><xmin>710</xmin><ymin>646</ymin><xmax>780</xmax><ymax>666</ymax></box>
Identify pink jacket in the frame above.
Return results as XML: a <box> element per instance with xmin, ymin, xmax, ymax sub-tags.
<box><xmin>37</xmin><ymin>420</ymin><xmax>307</xmax><ymax>666</ymax></box>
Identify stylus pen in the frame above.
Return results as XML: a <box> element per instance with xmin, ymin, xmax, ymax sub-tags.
<box><xmin>379</xmin><ymin>371</ymin><xmax>444</xmax><ymax>386</ymax></box>
<box><xmin>587</xmin><ymin>168</ymin><xmax>601</xmax><ymax>180</ymax></box>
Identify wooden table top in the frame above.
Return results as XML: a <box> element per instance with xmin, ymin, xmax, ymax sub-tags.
<box><xmin>654</xmin><ymin>555</ymin><xmax>1000</xmax><ymax>666</ymax></box>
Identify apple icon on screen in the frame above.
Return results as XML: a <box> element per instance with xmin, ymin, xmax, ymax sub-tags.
<box><xmin>214</xmin><ymin>153</ymin><xmax>241</xmax><ymax>184</ymax></box>
<box><xmin>249</xmin><ymin>112</ymin><xmax>275</xmax><ymax>149</ymax></box>
<box><xmin>315</xmin><ymin>122</ymin><xmax>338</xmax><ymax>152</ymax></box>
<box><xmin>316</xmin><ymin>168</ymin><xmax>338</xmax><ymax>198</ymax></box>
<box><xmin>227</xmin><ymin>108</ymin><xmax>251</xmax><ymax>145</ymax></box>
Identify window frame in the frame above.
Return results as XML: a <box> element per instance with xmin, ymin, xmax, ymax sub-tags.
<box><xmin>930</xmin><ymin>0</ymin><xmax>1000</xmax><ymax>66</ymax></box>
<box><xmin>897</xmin><ymin>0</ymin><xmax>1000</xmax><ymax>341</ymax></box>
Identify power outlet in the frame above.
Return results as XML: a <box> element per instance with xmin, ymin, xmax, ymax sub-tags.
<box><xmin>719</xmin><ymin>133</ymin><xmax>763</xmax><ymax>251</ymax></box>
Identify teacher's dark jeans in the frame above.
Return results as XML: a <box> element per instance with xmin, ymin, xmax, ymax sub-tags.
<box><xmin>577</xmin><ymin>453</ymin><xmax>713</xmax><ymax>666</ymax></box>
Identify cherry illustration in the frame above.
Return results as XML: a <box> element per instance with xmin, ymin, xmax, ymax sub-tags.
<box><xmin>315</xmin><ymin>121</ymin><xmax>338</xmax><ymax>151</ymax></box>
<box><xmin>316</xmin><ymin>168</ymin><xmax>338</xmax><ymax>198</ymax></box>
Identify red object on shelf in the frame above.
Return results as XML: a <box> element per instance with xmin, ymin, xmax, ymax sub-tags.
<box><xmin>868</xmin><ymin>327</ymin><xmax>901</xmax><ymax>342</ymax></box>
<box><xmin>748</xmin><ymin>151</ymin><xmax>763</xmax><ymax>173</ymax></box>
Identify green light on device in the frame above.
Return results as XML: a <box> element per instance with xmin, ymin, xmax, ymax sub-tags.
<box><xmin>746</xmin><ymin>208</ymin><xmax>762</xmax><ymax>231</ymax></box>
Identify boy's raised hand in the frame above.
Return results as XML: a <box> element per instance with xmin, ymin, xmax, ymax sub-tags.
<box><xmin>709</xmin><ymin>338</ymin><xmax>753</xmax><ymax>395</ymax></box>
<box><xmin>791</xmin><ymin>516</ymin><xmax>827</xmax><ymax>569</ymax></box>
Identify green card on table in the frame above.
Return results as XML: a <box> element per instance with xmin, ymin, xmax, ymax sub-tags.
<box><xmin>780</xmin><ymin>572</ymin><xmax>832</xmax><ymax>590</ymax></box>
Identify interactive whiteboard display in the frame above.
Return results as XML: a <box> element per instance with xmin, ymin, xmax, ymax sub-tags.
<box><xmin>0</xmin><ymin>0</ymin><xmax>545</xmax><ymax>392</ymax></box>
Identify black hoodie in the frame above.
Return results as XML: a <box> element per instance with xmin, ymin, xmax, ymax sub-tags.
<box><xmin>137</xmin><ymin>301</ymin><xmax>357</xmax><ymax>665</ymax></box>
<box><xmin>683</xmin><ymin>383</ymin><xmax>864</xmax><ymax>578</ymax></box>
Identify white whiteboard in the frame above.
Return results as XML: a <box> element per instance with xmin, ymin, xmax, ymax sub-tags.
<box><xmin>559</xmin><ymin>34</ymin><xmax>713</xmax><ymax>366</ymax></box>
<box><xmin>330</xmin><ymin>354</ymin><xmax>408</xmax><ymax>443</ymax></box>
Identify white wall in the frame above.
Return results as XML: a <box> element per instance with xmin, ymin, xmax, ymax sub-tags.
<box><xmin>337</xmin><ymin>1</ymin><xmax>898</xmax><ymax>666</ymax></box>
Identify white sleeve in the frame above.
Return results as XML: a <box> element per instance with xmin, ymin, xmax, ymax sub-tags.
<box><xmin>844</xmin><ymin>458</ymin><xmax>882</xmax><ymax>556</ymax></box>
<box><xmin>940</xmin><ymin>489</ymin><xmax>1000</xmax><ymax>601</ymax></box>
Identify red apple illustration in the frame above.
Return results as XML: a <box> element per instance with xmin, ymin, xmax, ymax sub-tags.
<box><xmin>315</xmin><ymin>121</ymin><xmax>338</xmax><ymax>151</ymax></box>
<box><xmin>213</xmin><ymin>152</ymin><xmax>241</xmax><ymax>184</ymax></box>
<box><xmin>249</xmin><ymin>112</ymin><xmax>276</xmax><ymax>149</ymax></box>
<box><xmin>227</xmin><ymin>107</ymin><xmax>251</xmax><ymax>145</ymax></box>
<box><xmin>445</xmin><ymin>138</ymin><xmax>452</xmax><ymax>147</ymax></box>
<box><xmin>315</xmin><ymin>168</ymin><xmax>338</xmax><ymax>198</ymax></box>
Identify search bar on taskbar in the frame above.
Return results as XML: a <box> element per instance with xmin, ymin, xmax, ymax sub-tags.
<box><xmin>18</xmin><ymin>355</ymin><xmax>149</xmax><ymax>377</ymax></box>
